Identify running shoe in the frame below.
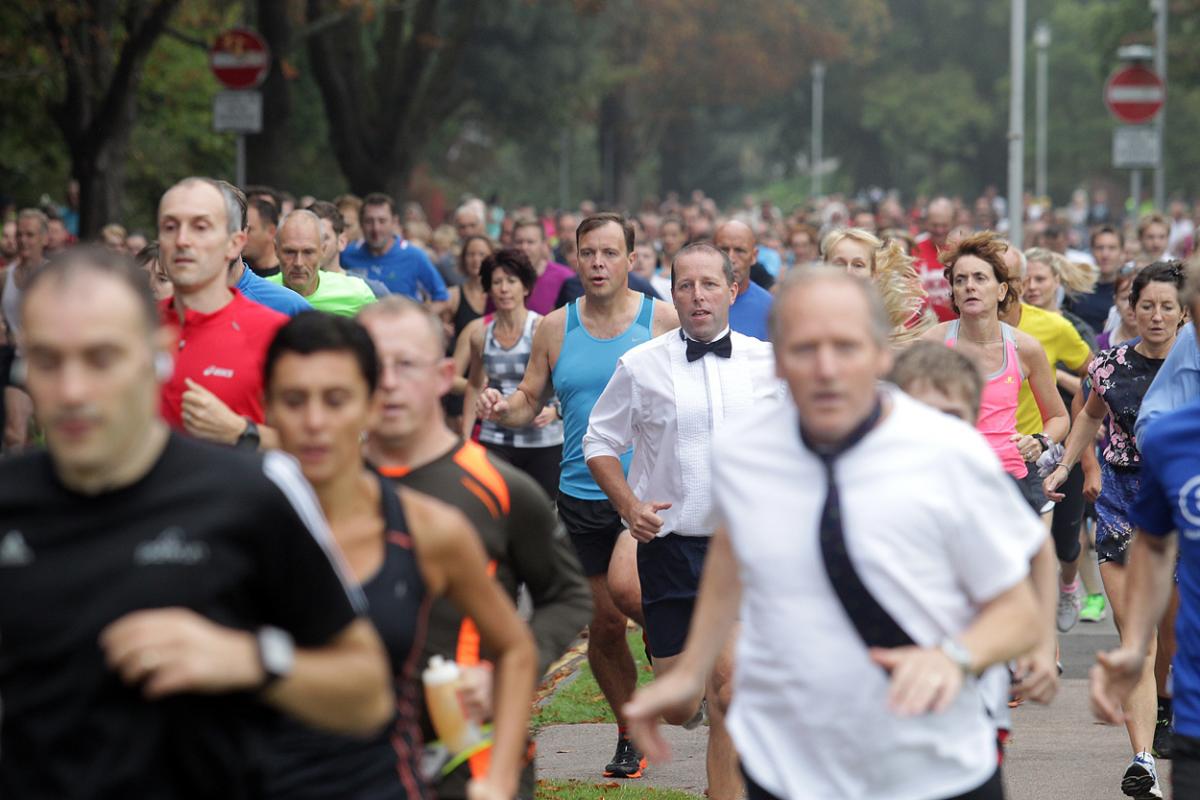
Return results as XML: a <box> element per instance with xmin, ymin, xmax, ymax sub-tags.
<box><xmin>1056</xmin><ymin>586</ymin><xmax>1081</xmax><ymax>633</ymax></box>
<box><xmin>1121</xmin><ymin>751</ymin><xmax>1162</xmax><ymax>799</ymax></box>
<box><xmin>1153</xmin><ymin>716</ymin><xmax>1174</xmax><ymax>760</ymax></box>
<box><xmin>1080</xmin><ymin>593</ymin><xmax>1108</xmax><ymax>622</ymax></box>
<box><xmin>604</xmin><ymin>737</ymin><xmax>647</xmax><ymax>779</ymax></box>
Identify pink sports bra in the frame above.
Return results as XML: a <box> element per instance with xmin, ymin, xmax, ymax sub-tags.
<box><xmin>944</xmin><ymin>321</ymin><xmax>1026</xmax><ymax>478</ymax></box>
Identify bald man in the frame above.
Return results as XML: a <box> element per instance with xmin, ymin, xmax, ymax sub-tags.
<box><xmin>914</xmin><ymin>197</ymin><xmax>956</xmax><ymax>321</ymax></box>
<box><xmin>267</xmin><ymin>210</ymin><xmax>375</xmax><ymax>317</ymax></box>
<box><xmin>713</xmin><ymin>220</ymin><xmax>772</xmax><ymax>341</ymax></box>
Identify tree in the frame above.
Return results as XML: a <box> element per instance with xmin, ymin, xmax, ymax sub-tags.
<box><xmin>21</xmin><ymin>1</ymin><xmax>184</xmax><ymax>237</ymax></box>
<box><xmin>305</xmin><ymin>0</ymin><xmax>487</xmax><ymax>199</ymax></box>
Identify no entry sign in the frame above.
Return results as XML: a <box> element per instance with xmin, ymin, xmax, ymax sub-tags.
<box><xmin>209</xmin><ymin>28</ymin><xmax>270</xmax><ymax>91</ymax></box>
<box><xmin>1104</xmin><ymin>65</ymin><xmax>1165</xmax><ymax>125</ymax></box>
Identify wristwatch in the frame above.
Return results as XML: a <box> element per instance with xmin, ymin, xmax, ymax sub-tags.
<box><xmin>256</xmin><ymin>626</ymin><xmax>295</xmax><ymax>689</ymax></box>
<box><xmin>940</xmin><ymin>637</ymin><xmax>975</xmax><ymax>676</ymax></box>
<box><xmin>1031</xmin><ymin>433</ymin><xmax>1052</xmax><ymax>453</ymax></box>
<box><xmin>236</xmin><ymin>419</ymin><xmax>261</xmax><ymax>450</ymax></box>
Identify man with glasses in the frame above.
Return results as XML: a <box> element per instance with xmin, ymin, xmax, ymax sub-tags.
<box><xmin>359</xmin><ymin>296</ymin><xmax>591</xmax><ymax>799</ymax></box>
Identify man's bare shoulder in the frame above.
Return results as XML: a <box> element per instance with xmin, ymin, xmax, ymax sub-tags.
<box><xmin>651</xmin><ymin>298</ymin><xmax>680</xmax><ymax>334</ymax></box>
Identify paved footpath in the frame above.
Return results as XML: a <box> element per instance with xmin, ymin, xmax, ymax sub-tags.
<box><xmin>536</xmin><ymin>613</ymin><xmax>1178</xmax><ymax>798</ymax></box>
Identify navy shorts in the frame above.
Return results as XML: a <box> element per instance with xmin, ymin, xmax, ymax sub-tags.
<box><xmin>637</xmin><ymin>534</ymin><xmax>709</xmax><ymax>658</ymax></box>
<box><xmin>557</xmin><ymin>492</ymin><xmax>625</xmax><ymax>577</ymax></box>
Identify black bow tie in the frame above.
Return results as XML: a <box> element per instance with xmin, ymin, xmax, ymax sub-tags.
<box><xmin>683</xmin><ymin>330</ymin><xmax>732</xmax><ymax>362</ymax></box>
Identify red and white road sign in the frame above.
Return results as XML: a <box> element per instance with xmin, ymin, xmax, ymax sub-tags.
<box><xmin>1104</xmin><ymin>65</ymin><xmax>1165</xmax><ymax>125</ymax></box>
<box><xmin>209</xmin><ymin>28</ymin><xmax>270</xmax><ymax>91</ymax></box>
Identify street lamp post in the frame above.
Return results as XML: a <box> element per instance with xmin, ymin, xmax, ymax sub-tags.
<box><xmin>1007</xmin><ymin>0</ymin><xmax>1026</xmax><ymax>248</ymax></box>
<box><xmin>1034</xmin><ymin>21</ymin><xmax>1051</xmax><ymax>202</ymax></box>
<box><xmin>1152</xmin><ymin>0</ymin><xmax>1167</xmax><ymax>210</ymax></box>
<box><xmin>811</xmin><ymin>61</ymin><xmax>826</xmax><ymax>200</ymax></box>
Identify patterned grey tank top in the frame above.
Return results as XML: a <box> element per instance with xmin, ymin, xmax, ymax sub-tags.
<box><xmin>479</xmin><ymin>311</ymin><xmax>564</xmax><ymax>448</ymax></box>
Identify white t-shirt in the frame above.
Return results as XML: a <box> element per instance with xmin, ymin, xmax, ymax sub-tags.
<box><xmin>710</xmin><ymin>387</ymin><xmax>1043</xmax><ymax>800</ymax></box>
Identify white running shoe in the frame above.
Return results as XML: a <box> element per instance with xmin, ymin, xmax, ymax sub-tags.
<box><xmin>1121</xmin><ymin>751</ymin><xmax>1162</xmax><ymax>799</ymax></box>
<box><xmin>1056</xmin><ymin>587</ymin><xmax>1081</xmax><ymax>633</ymax></box>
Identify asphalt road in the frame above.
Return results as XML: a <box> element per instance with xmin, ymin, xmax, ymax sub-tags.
<box><xmin>536</xmin><ymin>612</ymin><xmax>1180</xmax><ymax>798</ymax></box>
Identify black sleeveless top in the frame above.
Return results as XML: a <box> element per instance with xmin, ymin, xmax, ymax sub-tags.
<box><xmin>443</xmin><ymin>287</ymin><xmax>485</xmax><ymax>417</ymax></box>
<box><xmin>261</xmin><ymin>473</ymin><xmax>430</xmax><ymax>799</ymax></box>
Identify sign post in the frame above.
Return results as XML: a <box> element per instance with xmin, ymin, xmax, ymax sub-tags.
<box><xmin>1105</xmin><ymin>62</ymin><xmax>1164</xmax><ymax>213</ymax></box>
<box><xmin>209</xmin><ymin>28</ymin><xmax>271</xmax><ymax>187</ymax></box>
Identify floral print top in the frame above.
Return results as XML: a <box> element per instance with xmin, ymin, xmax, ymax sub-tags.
<box><xmin>1088</xmin><ymin>343</ymin><xmax>1166</xmax><ymax>468</ymax></box>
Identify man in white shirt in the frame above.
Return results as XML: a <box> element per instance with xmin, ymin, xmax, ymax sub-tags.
<box><xmin>584</xmin><ymin>244</ymin><xmax>780</xmax><ymax>799</ymax></box>
<box><xmin>624</xmin><ymin>267</ymin><xmax>1045</xmax><ymax>800</ymax></box>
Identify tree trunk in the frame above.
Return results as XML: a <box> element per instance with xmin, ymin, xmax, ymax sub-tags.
<box><xmin>76</xmin><ymin>89</ymin><xmax>138</xmax><ymax>236</ymax></box>
<box><xmin>245</xmin><ymin>0</ymin><xmax>293</xmax><ymax>188</ymax></box>
<box><xmin>658</xmin><ymin>113</ymin><xmax>689</xmax><ymax>198</ymax></box>
<box><xmin>43</xmin><ymin>0</ymin><xmax>183</xmax><ymax>239</ymax></box>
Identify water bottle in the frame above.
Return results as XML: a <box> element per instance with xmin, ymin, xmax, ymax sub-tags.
<box><xmin>422</xmin><ymin>655</ymin><xmax>482</xmax><ymax>755</ymax></box>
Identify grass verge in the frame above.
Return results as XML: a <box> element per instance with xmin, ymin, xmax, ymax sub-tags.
<box><xmin>533</xmin><ymin>628</ymin><xmax>654</xmax><ymax>728</ymax></box>
<box><xmin>536</xmin><ymin>779</ymin><xmax>701</xmax><ymax>800</ymax></box>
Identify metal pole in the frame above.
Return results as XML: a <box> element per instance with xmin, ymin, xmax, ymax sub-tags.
<box><xmin>811</xmin><ymin>61</ymin><xmax>825</xmax><ymax>200</ymax></box>
<box><xmin>1153</xmin><ymin>0</ymin><xmax>1167</xmax><ymax>210</ymax></box>
<box><xmin>236</xmin><ymin>134</ymin><xmax>246</xmax><ymax>188</ymax></box>
<box><xmin>1132</xmin><ymin>169</ymin><xmax>1142</xmax><ymax>216</ymax></box>
<box><xmin>1007</xmin><ymin>0</ymin><xmax>1026</xmax><ymax>248</ymax></box>
<box><xmin>1034</xmin><ymin>21</ymin><xmax>1050</xmax><ymax>201</ymax></box>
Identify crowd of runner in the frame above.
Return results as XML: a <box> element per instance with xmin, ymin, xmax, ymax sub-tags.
<box><xmin>2</xmin><ymin>177</ymin><xmax>1200</xmax><ymax>800</ymax></box>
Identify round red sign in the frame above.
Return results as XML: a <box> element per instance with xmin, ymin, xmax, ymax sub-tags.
<box><xmin>209</xmin><ymin>28</ymin><xmax>271</xmax><ymax>91</ymax></box>
<box><xmin>1104</xmin><ymin>65</ymin><xmax>1165</xmax><ymax>125</ymax></box>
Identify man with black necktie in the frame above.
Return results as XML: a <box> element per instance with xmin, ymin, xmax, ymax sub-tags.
<box><xmin>584</xmin><ymin>243</ymin><xmax>781</xmax><ymax>799</ymax></box>
<box><xmin>623</xmin><ymin>267</ymin><xmax>1048</xmax><ymax>800</ymax></box>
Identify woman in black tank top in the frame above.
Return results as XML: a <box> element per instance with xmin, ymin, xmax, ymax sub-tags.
<box><xmin>444</xmin><ymin>236</ymin><xmax>493</xmax><ymax>430</ymax></box>
<box><xmin>261</xmin><ymin>312</ymin><xmax>537</xmax><ymax>800</ymax></box>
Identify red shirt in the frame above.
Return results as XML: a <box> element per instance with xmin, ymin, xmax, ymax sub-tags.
<box><xmin>913</xmin><ymin>234</ymin><xmax>956</xmax><ymax>321</ymax></box>
<box><xmin>159</xmin><ymin>289</ymin><xmax>288</xmax><ymax>428</ymax></box>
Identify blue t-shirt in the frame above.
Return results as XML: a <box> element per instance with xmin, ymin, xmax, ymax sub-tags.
<box><xmin>236</xmin><ymin>264</ymin><xmax>311</xmax><ymax>317</ymax></box>
<box><xmin>340</xmin><ymin>236</ymin><xmax>448</xmax><ymax>301</ymax></box>
<box><xmin>729</xmin><ymin>280</ymin><xmax>772</xmax><ymax>341</ymax></box>
<box><xmin>1127</xmin><ymin>399</ymin><xmax>1200</xmax><ymax>737</ymax></box>
<box><xmin>1136</xmin><ymin>322</ymin><xmax>1200</xmax><ymax>443</ymax></box>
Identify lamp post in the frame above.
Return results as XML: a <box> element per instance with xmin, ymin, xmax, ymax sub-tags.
<box><xmin>811</xmin><ymin>61</ymin><xmax>826</xmax><ymax>199</ymax></box>
<box><xmin>1007</xmin><ymin>0</ymin><xmax>1026</xmax><ymax>248</ymax></box>
<box><xmin>1034</xmin><ymin>21</ymin><xmax>1051</xmax><ymax>202</ymax></box>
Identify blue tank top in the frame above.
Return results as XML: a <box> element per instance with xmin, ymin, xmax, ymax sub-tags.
<box><xmin>552</xmin><ymin>295</ymin><xmax>655</xmax><ymax>499</ymax></box>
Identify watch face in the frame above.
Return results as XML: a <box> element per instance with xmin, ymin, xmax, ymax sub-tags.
<box><xmin>260</xmin><ymin>627</ymin><xmax>295</xmax><ymax>677</ymax></box>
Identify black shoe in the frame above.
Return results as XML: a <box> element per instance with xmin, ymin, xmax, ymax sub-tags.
<box><xmin>604</xmin><ymin>737</ymin><xmax>646</xmax><ymax>779</ymax></box>
<box><xmin>1153</xmin><ymin>717</ymin><xmax>1174</xmax><ymax>760</ymax></box>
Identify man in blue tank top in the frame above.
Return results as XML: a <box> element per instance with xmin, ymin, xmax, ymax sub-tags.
<box><xmin>478</xmin><ymin>213</ymin><xmax>678</xmax><ymax>779</ymax></box>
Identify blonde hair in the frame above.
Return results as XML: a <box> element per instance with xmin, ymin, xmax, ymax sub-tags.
<box><xmin>820</xmin><ymin>227</ymin><xmax>882</xmax><ymax>274</ymax></box>
<box><xmin>874</xmin><ymin>240</ymin><xmax>937</xmax><ymax>347</ymax></box>
<box><xmin>1024</xmin><ymin>247</ymin><xmax>1097</xmax><ymax>298</ymax></box>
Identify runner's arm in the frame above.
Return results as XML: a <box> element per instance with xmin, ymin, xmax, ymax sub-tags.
<box><xmin>481</xmin><ymin>311</ymin><xmax>558</xmax><ymax>428</ymax></box>
<box><xmin>460</xmin><ymin>323</ymin><xmax>485</xmax><ymax>437</ymax></box>
<box><xmin>583</xmin><ymin>360</ymin><xmax>639</xmax><ymax>520</ymax></box>
<box><xmin>408</xmin><ymin>491</ymin><xmax>537</xmax><ymax>799</ymax></box>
